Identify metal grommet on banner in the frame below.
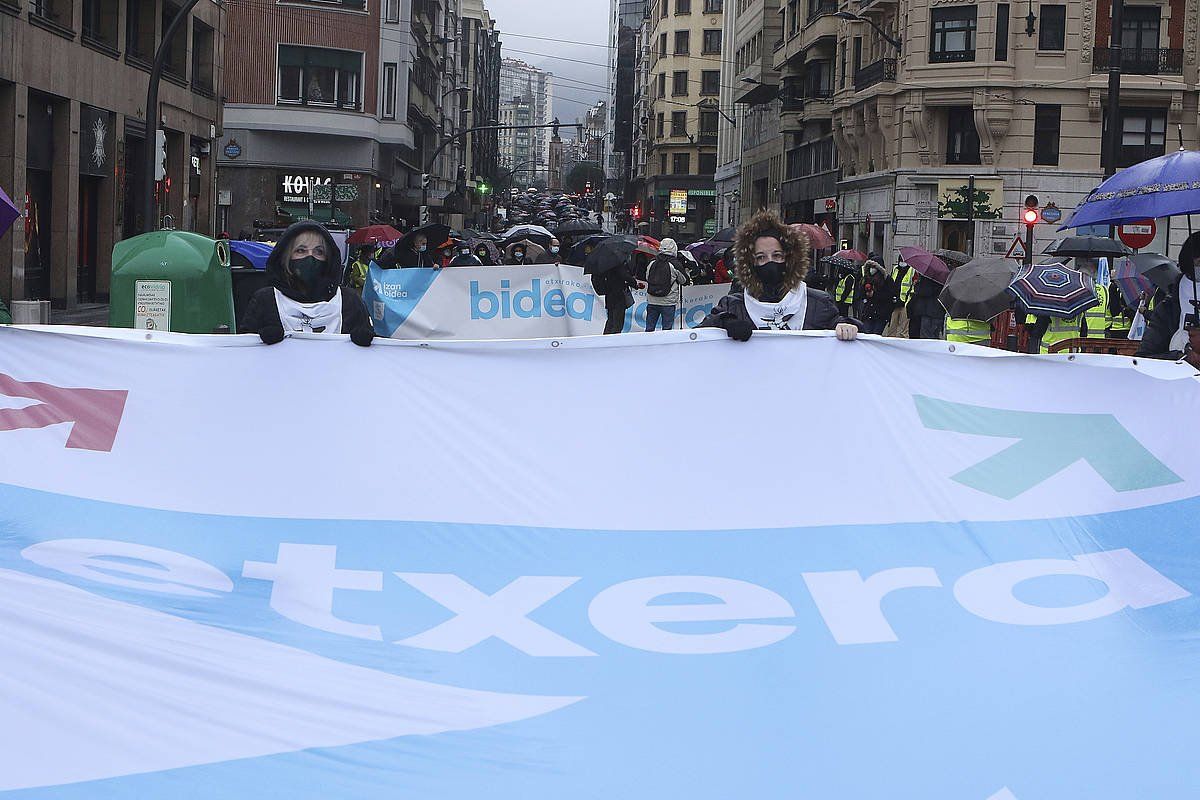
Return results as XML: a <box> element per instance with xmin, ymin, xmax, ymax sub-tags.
<box><xmin>551</xmin><ymin>340</ymin><xmax>561</xmax><ymax>348</ymax></box>
<box><xmin>689</xmin><ymin>332</ymin><xmax>697</xmax><ymax>341</ymax></box>
<box><xmin>1068</xmin><ymin>354</ymin><xmax>1075</xmax><ymax>361</ymax></box>
<box><xmin>1132</xmin><ymin>358</ymin><xmax>1138</xmax><ymax>365</ymax></box>
<box><xmin>419</xmin><ymin>342</ymin><xmax>429</xmax><ymax>348</ymax></box>
<box><xmin>145</xmin><ymin>333</ymin><xmax>152</xmax><ymax>341</ymax></box>
<box><xmin>948</xmin><ymin>344</ymin><xmax>956</xmax><ymax>353</ymax></box>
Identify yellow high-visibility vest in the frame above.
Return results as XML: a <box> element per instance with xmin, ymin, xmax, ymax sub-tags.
<box><xmin>945</xmin><ymin>316</ymin><xmax>992</xmax><ymax>345</ymax></box>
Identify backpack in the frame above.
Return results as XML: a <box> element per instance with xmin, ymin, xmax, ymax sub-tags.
<box><xmin>647</xmin><ymin>258</ymin><xmax>673</xmax><ymax>297</ymax></box>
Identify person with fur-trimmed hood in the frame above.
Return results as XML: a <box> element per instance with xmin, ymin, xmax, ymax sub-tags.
<box><xmin>239</xmin><ymin>221</ymin><xmax>374</xmax><ymax>346</ymax></box>
<box><xmin>700</xmin><ymin>211</ymin><xmax>858</xmax><ymax>342</ymax></box>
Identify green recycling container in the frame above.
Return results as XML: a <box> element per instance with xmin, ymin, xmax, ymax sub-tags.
<box><xmin>109</xmin><ymin>231</ymin><xmax>234</xmax><ymax>333</ymax></box>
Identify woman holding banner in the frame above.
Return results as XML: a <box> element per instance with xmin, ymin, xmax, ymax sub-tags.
<box><xmin>700</xmin><ymin>211</ymin><xmax>858</xmax><ymax>342</ymax></box>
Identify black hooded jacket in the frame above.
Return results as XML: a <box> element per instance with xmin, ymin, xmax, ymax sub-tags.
<box><xmin>239</xmin><ymin>221</ymin><xmax>373</xmax><ymax>344</ymax></box>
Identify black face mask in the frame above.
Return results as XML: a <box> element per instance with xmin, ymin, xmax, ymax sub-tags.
<box><xmin>751</xmin><ymin>259</ymin><xmax>787</xmax><ymax>300</ymax></box>
<box><xmin>288</xmin><ymin>255</ymin><xmax>326</xmax><ymax>293</ymax></box>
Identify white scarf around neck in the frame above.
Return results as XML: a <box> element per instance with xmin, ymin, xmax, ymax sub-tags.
<box><xmin>743</xmin><ymin>283</ymin><xmax>809</xmax><ymax>330</ymax></box>
<box><xmin>273</xmin><ymin>288</ymin><xmax>344</xmax><ymax>334</ymax></box>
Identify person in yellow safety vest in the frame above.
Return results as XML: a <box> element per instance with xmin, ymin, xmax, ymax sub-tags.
<box><xmin>944</xmin><ymin>315</ymin><xmax>993</xmax><ymax>345</ymax></box>
<box><xmin>835</xmin><ymin>268</ymin><xmax>858</xmax><ymax>317</ymax></box>
<box><xmin>892</xmin><ymin>263</ymin><xmax>915</xmax><ymax>305</ymax></box>
<box><xmin>885</xmin><ymin>263</ymin><xmax>916</xmax><ymax>337</ymax></box>
<box><xmin>1037</xmin><ymin>259</ymin><xmax>1106</xmax><ymax>352</ymax></box>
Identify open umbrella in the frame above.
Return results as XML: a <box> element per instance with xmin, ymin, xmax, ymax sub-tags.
<box><xmin>555</xmin><ymin>219</ymin><xmax>603</xmax><ymax>236</ymax></box>
<box><xmin>348</xmin><ymin>224</ymin><xmax>403</xmax><ymax>246</ymax></box>
<box><xmin>504</xmin><ymin>239</ymin><xmax>546</xmax><ymax>264</ymax></box>
<box><xmin>0</xmin><ymin>185</ymin><xmax>18</xmax><ymax>239</ymax></box>
<box><xmin>898</xmin><ymin>246</ymin><xmax>951</xmax><ymax>284</ymax></box>
<box><xmin>820</xmin><ymin>254</ymin><xmax>861</xmax><ymax>272</ymax></box>
<box><xmin>831</xmin><ymin>248</ymin><xmax>867</xmax><ymax>262</ymax></box>
<box><xmin>584</xmin><ymin>235</ymin><xmax>640</xmax><ymax>276</ymax></box>
<box><xmin>501</xmin><ymin>224</ymin><xmax>554</xmax><ymax>247</ymax></box>
<box><xmin>932</xmin><ymin>248</ymin><xmax>971</xmax><ymax>267</ymax></box>
<box><xmin>1129</xmin><ymin>252</ymin><xmax>1182</xmax><ymax>293</ymax></box>
<box><xmin>1046</xmin><ymin>236</ymin><xmax>1133</xmax><ymax>259</ymax></box>
<box><xmin>939</xmin><ymin>257</ymin><xmax>1016</xmax><ymax>321</ymax></box>
<box><xmin>1111</xmin><ymin>258</ymin><xmax>1156</xmax><ymax>305</ymax></box>
<box><xmin>710</xmin><ymin>226</ymin><xmax>736</xmax><ymax>242</ymax></box>
<box><xmin>790</xmin><ymin>223</ymin><xmax>834</xmax><ymax>250</ymax></box>
<box><xmin>1008</xmin><ymin>262</ymin><xmax>1098</xmax><ymax>318</ymax></box>
<box><xmin>1061</xmin><ymin>149</ymin><xmax>1200</xmax><ymax>230</ymax></box>
<box><xmin>405</xmin><ymin>223</ymin><xmax>451</xmax><ymax>250</ymax></box>
<box><xmin>466</xmin><ymin>238</ymin><xmax>502</xmax><ymax>265</ymax></box>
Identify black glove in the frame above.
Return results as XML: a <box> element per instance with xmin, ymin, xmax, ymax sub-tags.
<box><xmin>725</xmin><ymin>319</ymin><xmax>754</xmax><ymax>342</ymax></box>
<box><xmin>259</xmin><ymin>324</ymin><xmax>285</xmax><ymax>345</ymax></box>
<box><xmin>350</xmin><ymin>324</ymin><xmax>375</xmax><ymax>347</ymax></box>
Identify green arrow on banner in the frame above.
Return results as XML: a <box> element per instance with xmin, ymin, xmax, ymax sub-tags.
<box><xmin>914</xmin><ymin>395</ymin><xmax>1182</xmax><ymax>500</ymax></box>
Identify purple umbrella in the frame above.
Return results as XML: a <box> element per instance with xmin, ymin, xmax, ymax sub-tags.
<box><xmin>1061</xmin><ymin>149</ymin><xmax>1200</xmax><ymax>229</ymax></box>
<box><xmin>0</xmin><ymin>185</ymin><xmax>18</xmax><ymax>239</ymax></box>
<box><xmin>1111</xmin><ymin>258</ymin><xmax>1155</xmax><ymax>306</ymax></box>
<box><xmin>898</xmin><ymin>245</ymin><xmax>951</xmax><ymax>284</ymax></box>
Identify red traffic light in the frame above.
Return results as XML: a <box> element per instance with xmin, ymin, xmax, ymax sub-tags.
<box><xmin>631</xmin><ymin>204</ymin><xmax>641</xmax><ymax>219</ymax></box>
<box><xmin>1022</xmin><ymin>208</ymin><xmax>1039</xmax><ymax>225</ymax></box>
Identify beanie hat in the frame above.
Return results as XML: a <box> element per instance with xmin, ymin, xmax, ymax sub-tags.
<box><xmin>659</xmin><ymin>238</ymin><xmax>679</xmax><ymax>257</ymax></box>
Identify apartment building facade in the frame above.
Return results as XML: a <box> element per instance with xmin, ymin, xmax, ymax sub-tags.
<box><xmin>499</xmin><ymin>58</ymin><xmax>554</xmax><ymax>183</ymax></box>
<box><xmin>608</xmin><ymin>0</ymin><xmax>649</xmax><ymax>199</ymax></box>
<box><xmin>1</xmin><ymin>0</ymin><xmax>224</xmax><ymax>307</ymax></box>
<box><xmin>644</xmin><ymin>0</ymin><xmax>725</xmax><ymax>240</ymax></box>
<box><xmin>834</xmin><ymin>0</ymin><xmax>1200</xmax><ymax>261</ymax></box>
<box><xmin>732</xmin><ymin>0</ymin><xmax>784</xmax><ymax>222</ymax></box>
<box><xmin>461</xmin><ymin>0</ymin><xmax>502</xmax><ymax>210</ymax></box>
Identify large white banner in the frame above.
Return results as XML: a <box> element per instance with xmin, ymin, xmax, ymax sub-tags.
<box><xmin>1</xmin><ymin>325</ymin><xmax>1199</xmax><ymax>798</ymax></box>
<box><xmin>362</xmin><ymin>263</ymin><xmax>731</xmax><ymax>338</ymax></box>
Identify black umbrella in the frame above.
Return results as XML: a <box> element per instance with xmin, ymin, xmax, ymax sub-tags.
<box><xmin>932</xmin><ymin>248</ymin><xmax>971</xmax><ymax>267</ymax></box>
<box><xmin>584</xmin><ymin>235</ymin><xmax>638</xmax><ymax>275</ymax></box>
<box><xmin>1129</xmin><ymin>253</ymin><xmax>1183</xmax><ymax>293</ymax></box>
<box><xmin>404</xmin><ymin>223</ymin><xmax>452</xmax><ymax>249</ymax></box>
<box><xmin>711</xmin><ymin>226</ymin><xmax>736</xmax><ymax>242</ymax></box>
<box><xmin>556</xmin><ymin>219</ymin><xmax>604</xmax><ymax>236</ymax></box>
<box><xmin>568</xmin><ymin>233</ymin><xmax>611</xmax><ymax>264</ymax></box>
<box><xmin>820</xmin><ymin>254</ymin><xmax>860</xmax><ymax>272</ymax></box>
<box><xmin>939</xmin><ymin>257</ymin><xmax>1016</xmax><ymax>321</ymax></box>
<box><xmin>1046</xmin><ymin>236</ymin><xmax>1133</xmax><ymax>259</ymax></box>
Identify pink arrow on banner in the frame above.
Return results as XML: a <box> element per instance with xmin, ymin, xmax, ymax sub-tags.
<box><xmin>0</xmin><ymin>373</ymin><xmax>128</xmax><ymax>452</ymax></box>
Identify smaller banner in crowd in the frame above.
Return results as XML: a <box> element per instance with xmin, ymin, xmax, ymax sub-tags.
<box><xmin>363</xmin><ymin>264</ymin><xmax>731</xmax><ymax>338</ymax></box>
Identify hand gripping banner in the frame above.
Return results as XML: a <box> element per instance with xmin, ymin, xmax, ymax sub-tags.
<box><xmin>1</xmin><ymin>325</ymin><xmax>1198</xmax><ymax>799</ymax></box>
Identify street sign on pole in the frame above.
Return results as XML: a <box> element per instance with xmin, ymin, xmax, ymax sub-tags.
<box><xmin>1006</xmin><ymin>235</ymin><xmax>1028</xmax><ymax>261</ymax></box>
<box><xmin>1117</xmin><ymin>219</ymin><xmax>1157</xmax><ymax>250</ymax></box>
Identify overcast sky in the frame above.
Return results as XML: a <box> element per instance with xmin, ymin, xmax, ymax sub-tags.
<box><xmin>485</xmin><ymin>0</ymin><xmax>610</xmax><ymax>125</ymax></box>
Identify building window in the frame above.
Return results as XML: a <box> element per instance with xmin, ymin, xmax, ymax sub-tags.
<box><xmin>839</xmin><ymin>42</ymin><xmax>846</xmax><ymax>88</ymax></box>
<box><xmin>675</xmin><ymin>30</ymin><xmax>690</xmax><ymax>55</ymax></box>
<box><xmin>1107</xmin><ymin>108</ymin><xmax>1166</xmax><ymax>168</ymax></box>
<box><xmin>661</xmin><ymin>0</ymin><xmax>668</xmax><ymax>17</ymax></box>
<box><xmin>702</xmin><ymin>29</ymin><xmax>722</xmax><ymax>54</ymax></box>
<box><xmin>31</xmin><ymin>0</ymin><xmax>72</xmax><ymax>26</ymax></box>
<box><xmin>704</xmin><ymin>0</ymin><xmax>723</xmax><ymax>11</ymax></box>
<box><xmin>699</xmin><ymin>152</ymin><xmax>717</xmax><ymax>174</ymax></box>
<box><xmin>384</xmin><ymin>0</ymin><xmax>400</xmax><ymax>23</ymax></box>
<box><xmin>126</xmin><ymin>0</ymin><xmax>155</xmax><ymax>62</ymax></box>
<box><xmin>995</xmin><ymin>3</ymin><xmax>1009</xmax><ymax>61</ymax></box>
<box><xmin>701</xmin><ymin>70</ymin><xmax>720</xmax><ymax>95</ymax></box>
<box><xmin>945</xmin><ymin>106</ymin><xmax>980</xmax><ymax>165</ymax></box>
<box><xmin>278</xmin><ymin>45</ymin><xmax>364</xmax><ymax>111</ymax></box>
<box><xmin>661</xmin><ymin>154</ymin><xmax>668</xmax><ymax>173</ymax></box>
<box><xmin>1033</xmin><ymin>104</ymin><xmax>1060</xmax><ymax>165</ymax></box>
<box><xmin>671</xmin><ymin>111</ymin><xmax>687</xmax><ymax>136</ymax></box>
<box><xmin>676</xmin><ymin>0</ymin><xmax>691</xmax><ymax>12</ymax></box>
<box><xmin>672</xmin><ymin>70</ymin><xmax>688</xmax><ymax>95</ymax></box>
<box><xmin>382</xmin><ymin>62</ymin><xmax>397</xmax><ymax>119</ymax></box>
<box><xmin>700</xmin><ymin>110</ymin><xmax>718</xmax><ymax>134</ymax></box>
<box><xmin>161</xmin><ymin>1</ymin><xmax>189</xmax><ymax>79</ymax></box>
<box><xmin>1122</xmin><ymin>6</ymin><xmax>1160</xmax><ymax>52</ymax></box>
<box><xmin>191</xmin><ymin>19</ymin><xmax>215</xmax><ymax>94</ymax></box>
<box><xmin>930</xmin><ymin>7</ymin><xmax>977</xmax><ymax>62</ymax></box>
<box><xmin>1038</xmin><ymin>4</ymin><xmax>1065</xmax><ymax>51</ymax></box>
<box><xmin>656</xmin><ymin>112</ymin><xmax>664</xmax><ymax>137</ymax></box>
<box><xmin>82</xmin><ymin>0</ymin><xmax>120</xmax><ymax>49</ymax></box>
<box><xmin>672</xmin><ymin>152</ymin><xmax>691</xmax><ymax>174</ymax></box>
<box><xmin>659</xmin><ymin>33</ymin><xmax>668</xmax><ymax>61</ymax></box>
<box><xmin>657</xmin><ymin>72</ymin><xmax>667</xmax><ymax>98</ymax></box>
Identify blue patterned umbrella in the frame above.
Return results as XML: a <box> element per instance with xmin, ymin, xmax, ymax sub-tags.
<box><xmin>1008</xmin><ymin>263</ymin><xmax>1098</xmax><ymax>318</ymax></box>
<box><xmin>1061</xmin><ymin>149</ymin><xmax>1200</xmax><ymax>229</ymax></box>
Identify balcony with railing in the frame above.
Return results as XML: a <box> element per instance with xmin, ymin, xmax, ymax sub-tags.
<box><xmin>1092</xmin><ymin>47</ymin><xmax>1184</xmax><ymax>76</ymax></box>
<box><xmin>853</xmin><ymin>58</ymin><xmax>897</xmax><ymax>91</ymax></box>
<box><xmin>807</xmin><ymin>0</ymin><xmax>837</xmax><ymax>22</ymax></box>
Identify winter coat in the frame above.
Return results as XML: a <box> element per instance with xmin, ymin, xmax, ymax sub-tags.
<box><xmin>860</xmin><ymin>263</ymin><xmax>896</xmax><ymax>324</ymax></box>
<box><xmin>1136</xmin><ymin>288</ymin><xmax>1184</xmax><ymax>359</ymax></box>
<box><xmin>907</xmin><ymin>273</ymin><xmax>943</xmax><ymax>319</ymax></box>
<box><xmin>645</xmin><ymin>256</ymin><xmax>691</xmax><ymax>306</ymax></box>
<box><xmin>598</xmin><ymin>262</ymin><xmax>638</xmax><ymax>310</ymax></box>
<box><xmin>700</xmin><ymin>287</ymin><xmax>846</xmax><ymax>332</ymax></box>
<box><xmin>238</xmin><ymin>220</ymin><xmax>373</xmax><ymax>343</ymax></box>
<box><xmin>448</xmin><ymin>252</ymin><xmax>484</xmax><ymax>267</ymax></box>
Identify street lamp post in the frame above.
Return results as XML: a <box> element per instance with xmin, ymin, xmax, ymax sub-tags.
<box><xmin>141</xmin><ymin>0</ymin><xmax>204</xmax><ymax>233</ymax></box>
<box><xmin>834</xmin><ymin>11</ymin><xmax>902</xmax><ymax>51</ymax></box>
<box><xmin>422</xmin><ymin>121</ymin><xmax>561</xmax><ymax>216</ymax></box>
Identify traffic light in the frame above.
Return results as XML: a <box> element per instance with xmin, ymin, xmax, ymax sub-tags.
<box><xmin>1022</xmin><ymin>194</ymin><xmax>1040</xmax><ymax>227</ymax></box>
<box><xmin>419</xmin><ymin>205</ymin><xmax>430</xmax><ymax>225</ymax></box>
<box><xmin>421</xmin><ymin>173</ymin><xmax>432</xmax><ymax>190</ymax></box>
<box><xmin>154</xmin><ymin>129</ymin><xmax>167</xmax><ymax>182</ymax></box>
<box><xmin>478</xmin><ymin>181</ymin><xmax>490</xmax><ymax>195</ymax></box>
<box><xmin>630</xmin><ymin>204</ymin><xmax>641</xmax><ymax>220</ymax></box>
<box><xmin>456</xmin><ymin>165</ymin><xmax>467</xmax><ymax>192</ymax></box>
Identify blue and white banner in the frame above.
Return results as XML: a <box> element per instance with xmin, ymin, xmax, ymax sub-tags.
<box><xmin>1</xmin><ymin>325</ymin><xmax>1200</xmax><ymax>798</ymax></box>
<box><xmin>362</xmin><ymin>263</ymin><xmax>731</xmax><ymax>338</ymax></box>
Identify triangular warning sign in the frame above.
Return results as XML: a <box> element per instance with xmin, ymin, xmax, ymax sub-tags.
<box><xmin>1006</xmin><ymin>236</ymin><xmax>1028</xmax><ymax>260</ymax></box>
